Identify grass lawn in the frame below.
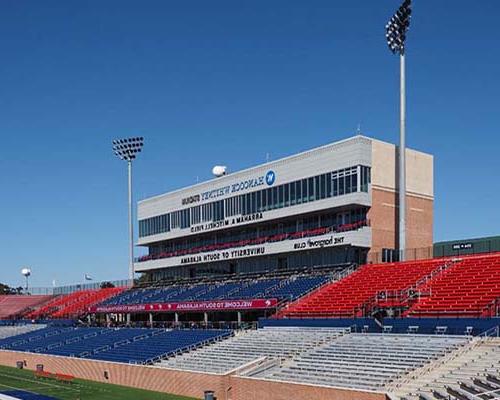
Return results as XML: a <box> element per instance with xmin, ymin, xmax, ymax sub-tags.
<box><xmin>0</xmin><ymin>364</ymin><xmax>196</xmax><ymax>400</ymax></box>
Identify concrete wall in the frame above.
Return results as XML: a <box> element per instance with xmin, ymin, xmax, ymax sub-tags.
<box><xmin>0</xmin><ymin>350</ymin><xmax>387</xmax><ymax>400</ymax></box>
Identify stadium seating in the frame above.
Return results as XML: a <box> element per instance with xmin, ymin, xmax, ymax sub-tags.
<box><xmin>262</xmin><ymin>333</ymin><xmax>468</xmax><ymax>390</ymax></box>
<box><xmin>0</xmin><ymin>295</ymin><xmax>53</xmax><ymax>319</ymax></box>
<box><xmin>407</xmin><ymin>253</ymin><xmax>500</xmax><ymax>317</ymax></box>
<box><xmin>392</xmin><ymin>337</ymin><xmax>500</xmax><ymax>400</ymax></box>
<box><xmin>0</xmin><ymin>326</ymin><xmax>231</xmax><ymax>365</ymax></box>
<box><xmin>90</xmin><ymin>329</ymin><xmax>231</xmax><ymax>364</ymax></box>
<box><xmin>280</xmin><ymin>258</ymin><xmax>451</xmax><ymax>318</ymax></box>
<box><xmin>100</xmin><ymin>273</ymin><xmax>332</xmax><ymax>307</ymax></box>
<box><xmin>27</xmin><ymin>287</ymin><xmax>125</xmax><ymax>319</ymax></box>
<box><xmin>137</xmin><ymin>220</ymin><xmax>368</xmax><ymax>264</ymax></box>
<box><xmin>0</xmin><ymin>325</ymin><xmax>46</xmax><ymax>339</ymax></box>
<box><xmin>0</xmin><ymin>297</ymin><xmax>43</xmax><ymax>318</ymax></box>
<box><xmin>159</xmin><ymin>326</ymin><xmax>349</xmax><ymax>373</ymax></box>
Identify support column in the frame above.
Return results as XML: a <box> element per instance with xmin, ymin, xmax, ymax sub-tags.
<box><xmin>204</xmin><ymin>312</ymin><xmax>208</xmax><ymax>326</ymax></box>
<box><xmin>126</xmin><ymin>313</ymin><xmax>131</xmax><ymax>325</ymax></box>
<box><xmin>399</xmin><ymin>52</ymin><xmax>406</xmax><ymax>261</ymax></box>
<box><xmin>174</xmin><ymin>313</ymin><xmax>179</xmax><ymax>325</ymax></box>
<box><xmin>106</xmin><ymin>314</ymin><xmax>111</xmax><ymax>327</ymax></box>
<box><xmin>149</xmin><ymin>313</ymin><xmax>153</xmax><ymax>328</ymax></box>
<box><xmin>237</xmin><ymin>312</ymin><xmax>242</xmax><ymax>326</ymax></box>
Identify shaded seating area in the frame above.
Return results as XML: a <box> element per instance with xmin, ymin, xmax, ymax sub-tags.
<box><xmin>99</xmin><ymin>272</ymin><xmax>333</xmax><ymax>307</ymax></box>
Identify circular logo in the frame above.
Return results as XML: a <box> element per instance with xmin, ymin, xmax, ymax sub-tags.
<box><xmin>265</xmin><ymin>170</ymin><xmax>276</xmax><ymax>186</ymax></box>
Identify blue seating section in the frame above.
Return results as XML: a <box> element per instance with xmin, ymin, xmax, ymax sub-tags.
<box><xmin>100</xmin><ymin>274</ymin><xmax>331</xmax><ymax>306</ymax></box>
<box><xmin>1</xmin><ymin>391</ymin><xmax>58</xmax><ymax>400</ymax></box>
<box><xmin>91</xmin><ymin>329</ymin><xmax>231</xmax><ymax>364</ymax></box>
<box><xmin>266</xmin><ymin>275</ymin><xmax>330</xmax><ymax>300</ymax></box>
<box><xmin>0</xmin><ymin>327</ymin><xmax>231</xmax><ymax>365</ymax></box>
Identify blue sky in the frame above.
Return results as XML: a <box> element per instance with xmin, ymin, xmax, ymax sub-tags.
<box><xmin>0</xmin><ymin>0</ymin><xmax>498</xmax><ymax>287</ymax></box>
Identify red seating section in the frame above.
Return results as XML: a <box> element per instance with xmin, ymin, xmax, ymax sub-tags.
<box><xmin>280</xmin><ymin>258</ymin><xmax>449</xmax><ymax>318</ymax></box>
<box><xmin>407</xmin><ymin>253</ymin><xmax>500</xmax><ymax>317</ymax></box>
<box><xmin>27</xmin><ymin>287</ymin><xmax>125</xmax><ymax>319</ymax></box>
<box><xmin>0</xmin><ymin>295</ymin><xmax>53</xmax><ymax>319</ymax></box>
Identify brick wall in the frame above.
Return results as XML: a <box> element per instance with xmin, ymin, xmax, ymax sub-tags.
<box><xmin>368</xmin><ymin>188</ymin><xmax>433</xmax><ymax>261</ymax></box>
<box><xmin>0</xmin><ymin>350</ymin><xmax>389</xmax><ymax>400</ymax></box>
<box><xmin>228</xmin><ymin>376</ymin><xmax>388</xmax><ymax>400</ymax></box>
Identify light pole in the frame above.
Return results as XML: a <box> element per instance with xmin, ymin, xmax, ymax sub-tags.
<box><xmin>112</xmin><ymin>137</ymin><xmax>144</xmax><ymax>281</ymax></box>
<box><xmin>21</xmin><ymin>267</ymin><xmax>31</xmax><ymax>294</ymax></box>
<box><xmin>386</xmin><ymin>0</ymin><xmax>412</xmax><ymax>261</ymax></box>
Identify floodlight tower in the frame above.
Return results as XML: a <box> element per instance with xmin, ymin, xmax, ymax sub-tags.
<box><xmin>112</xmin><ymin>137</ymin><xmax>144</xmax><ymax>281</ymax></box>
<box><xmin>21</xmin><ymin>267</ymin><xmax>31</xmax><ymax>293</ymax></box>
<box><xmin>386</xmin><ymin>0</ymin><xmax>412</xmax><ymax>261</ymax></box>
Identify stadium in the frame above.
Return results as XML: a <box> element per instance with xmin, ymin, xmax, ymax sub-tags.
<box><xmin>1</xmin><ymin>2</ymin><xmax>499</xmax><ymax>400</ymax></box>
<box><xmin>0</xmin><ymin>132</ymin><xmax>498</xmax><ymax>400</ymax></box>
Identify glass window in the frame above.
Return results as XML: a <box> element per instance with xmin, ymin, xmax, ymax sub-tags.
<box><xmin>278</xmin><ymin>185</ymin><xmax>284</xmax><ymax>208</ymax></box>
<box><xmin>290</xmin><ymin>181</ymin><xmax>296</xmax><ymax>205</ymax></box>
<box><xmin>296</xmin><ymin>180</ymin><xmax>302</xmax><ymax>204</ymax></box>
<box><xmin>284</xmin><ymin>183</ymin><xmax>290</xmax><ymax>207</ymax></box>
<box><xmin>262</xmin><ymin>189</ymin><xmax>268</xmax><ymax>211</ymax></box>
<box><xmin>345</xmin><ymin>171</ymin><xmax>352</xmax><ymax>194</ymax></box>
<box><xmin>272</xmin><ymin>187</ymin><xmax>278</xmax><ymax>209</ymax></box>
<box><xmin>308</xmin><ymin>177</ymin><xmax>314</xmax><ymax>201</ymax></box>
<box><xmin>326</xmin><ymin>172</ymin><xmax>332</xmax><ymax>197</ymax></box>
<box><xmin>352</xmin><ymin>172</ymin><xmax>358</xmax><ymax>192</ymax></box>
<box><xmin>339</xmin><ymin>174</ymin><xmax>345</xmax><ymax>196</ymax></box>
<box><xmin>301</xmin><ymin>178</ymin><xmax>308</xmax><ymax>203</ymax></box>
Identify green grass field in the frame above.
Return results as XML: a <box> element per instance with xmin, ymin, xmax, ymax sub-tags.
<box><xmin>0</xmin><ymin>365</ymin><xmax>196</xmax><ymax>400</ymax></box>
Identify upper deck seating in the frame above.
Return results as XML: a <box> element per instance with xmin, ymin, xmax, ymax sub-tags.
<box><xmin>407</xmin><ymin>253</ymin><xmax>500</xmax><ymax>317</ymax></box>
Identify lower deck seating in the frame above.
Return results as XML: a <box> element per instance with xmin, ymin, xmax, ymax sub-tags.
<box><xmin>27</xmin><ymin>287</ymin><xmax>125</xmax><ymax>319</ymax></box>
<box><xmin>0</xmin><ymin>326</ymin><xmax>231</xmax><ymax>365</ymax></box>
<box><xmin>91</xmin><ymin>329</ymin><xmax>231</xmax><ymax>364</ymax></box>
<box><xmin>159</xmin><ymin>327</ymin><xmax>349</xmax><ymax>374</ymax></box>
<box><xmin>0</xmin><ymin>325</ymin><xmax>46</xmax><ymax>340</ymax></box>
<box><xmin>0</xmin><ymin>295</ymin><xmax>54</xmax><ymax>319</ymax></box>
<box><xmin>407</xmin><ymin>253</ymin><xmax>500</xmax><ymax>317</ymax></box>
<box><xmin>99</xmin><ymin>271</ymin><xmax>335</xmax><ymax>307</ymax></box>
<box><xmin>393</xmin><ymin>338</ymin><xmax>500</xmax><ymax>400</ymax></box>
<box><xmin>281</xmin><ymin>259</ymin><xmax>448</xmax><ymax>318</ymax></box>
<box><xmin>263</xmin><ymin>334</ymin><xmax>469</xmax><ymax>390</ymax></box>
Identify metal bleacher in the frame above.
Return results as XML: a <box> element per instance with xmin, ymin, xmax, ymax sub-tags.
<box><xmin>159</xmin><ymin>326</ymin><xmax>349</xmax><ymax>374</ymax></box>
<box><xmin>262</xmin><ymin>333</ymin><xmax>469</xmax><ymax>391</ymax></box>
<box><xmin>393</xmin><ymin>337</ymin><xmax>500</xmax><ymax>400</ymax></box>
<box><xmin>0</xmin><ymin>325</ymin><xmax>46</xmax><ymax>340</ymax></box>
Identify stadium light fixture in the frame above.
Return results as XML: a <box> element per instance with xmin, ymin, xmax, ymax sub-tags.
<box><xmin>386</xmin><ymin>0</ymin><xmax>412</xmax><ymax>261</ymax></box>
<box><xmin>112</xmin><ymin>137</ymin><xmax>144</xmax><ymax>281</ymax></box>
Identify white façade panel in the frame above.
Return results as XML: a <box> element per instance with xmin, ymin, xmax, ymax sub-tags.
<box><xmin>135</xmin><ymin>227</ymin><xmax>371</xmax><ymax>272</ymax></box>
